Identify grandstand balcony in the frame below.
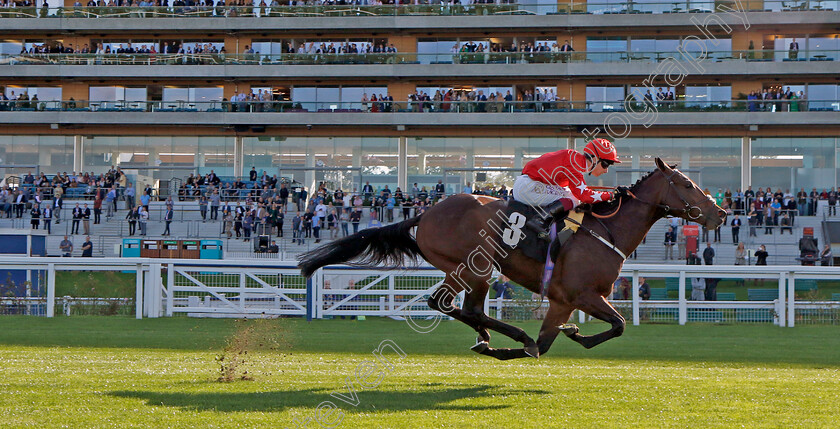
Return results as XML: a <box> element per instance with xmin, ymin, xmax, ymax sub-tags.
<box><xmin>2</xmin><ymin>52</ymin><xmax>839</xmax><ymax>80</ymax></box>
<box><xmin>0</xmin><ymin>6</ymin><xmax>838</xmax><ymax>32</ymax></box>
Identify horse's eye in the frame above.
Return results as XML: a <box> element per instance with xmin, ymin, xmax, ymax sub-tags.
<box><xmin>685</xmin><ymin>183</ymin><xmax>692</xmax><ymax>189</ymax></box>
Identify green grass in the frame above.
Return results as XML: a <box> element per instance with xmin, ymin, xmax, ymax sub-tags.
<box><xmin>0</xmin><ymin>317</ymin><xmax>839</xmax><ymax>428</ymax></box>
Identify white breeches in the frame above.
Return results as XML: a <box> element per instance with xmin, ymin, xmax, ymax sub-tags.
<box><xmin>512</xmin><ymin>175</ymin><xmax>580</xmax><ymax>208</ymax></box>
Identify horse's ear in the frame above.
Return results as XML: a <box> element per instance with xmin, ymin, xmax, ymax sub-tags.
<box><xmin>654</xmin><ymin>157</ymin><xmax>672</xmax><ymax>173</ymax></box>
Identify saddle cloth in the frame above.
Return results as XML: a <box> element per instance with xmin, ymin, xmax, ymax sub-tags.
<box><xmin>498</xmin><ymin>199</ymin><xmax>582</xmax><ymax>261</ymax></box>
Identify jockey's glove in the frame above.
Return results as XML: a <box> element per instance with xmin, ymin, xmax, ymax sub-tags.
<box><xmin>615</xmin><ymin>186</ymin><xmax>631</xmax><ymax>198</ymax></box>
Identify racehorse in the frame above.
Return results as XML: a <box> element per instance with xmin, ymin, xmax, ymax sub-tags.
<box><xmin>299</xmin><ymin>158</ymin><xmax>726</xmax><ymax>360</ymax></box>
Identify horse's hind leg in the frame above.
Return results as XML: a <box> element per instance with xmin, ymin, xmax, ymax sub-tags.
<box><xmin>459</xmin><ymin>277</ymin><xmax>538</xmax><ymax>358</ymax></box>
<box><xmin>564</xmin><ymin>293</ymin><xmax>625</xmax><ymax>349</ymax></box>
<box><xmin>427</xmin><ymin>276</ymin><xmax>490</xmax><ymax>343</ymax></box>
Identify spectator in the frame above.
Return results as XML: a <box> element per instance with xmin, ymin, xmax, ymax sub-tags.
<box><xmin>691</xmin><ymin>277</ymin><xmax>705</xmax><ymax>301</ymax></box>
<box><xmin>828</xmin><ymin>187</ymin><xmax>837</xmax><ymax>216</ymax></box>
<box><xmin>755</xmin><ymin>244</ymin><xmax>768</xmax><ymax>265</ymax></box>
<box><xmin>81</xmin><ymin>235</ymin><xmax>93</xmax><ymax>257</ymax></box>
<box><xmin>53</xmin><ymin>193</ymin><xmax>63</xmax><ymax>224</ymax></box>
<box><xmin>820</xmin><ymin>244</ymin><xmax>833</xmax><ymax>266</ymax></box>
<box><xmin>124</xmin><ymin>182</ymin><xmax>135</xmax><ymax>210</ymax></box>
<box><xmin>30</xmin><ymin>203</ymin><xmax>41</xmax><ymax>229</ymax></box>
<box><xmin>42</xmin><ymin>205</ymin><xmax>52</xmax><ymax>234</ymax></box>
<box><xmin>105</xmin><ymin>186</ymin><xmax>118</xmax><ymax>219</ymax></box>
<box><xmin>199</xmin><ymin>196</ymin><xmax>208</xmax><ymax>222</ymax></box>
<box><xmin>491</xmin><ymin>275</ymin><xmax>513</xmax><ymax>299</ymax></box>
<box><xmin>268</xmin><ymin>240</ymin><xmax>279</xmax><ymax>253</ymax></box>
<box><xmin>162</xmin><ymin>206</ymin><xmax>173</xmax><ymax>236</ymax></box>
<box><xmin>704</xmin><ymin>278</ymin><xmax>719</xmax><ymax>301</ymax></box>
<box><xmin>71</xmin><ymin>203</ymin><xmax>82</xmax><ymax>235</ymax></box>
<box><xmin>243</xmin><ymin>209</ymin><xmax>253</xmax><ymax>242</ymax></box>
<box><xmin>59</xmin><ymin>235</ymin><xmax>73</xmax><ymax>257</ymax></box>
<box><xmin>138</xmin><ymin>206</ymin><xmax>148</xmax><ymax>236</ymax></box>
<box><xmin>780</xmin><ymin>212</ymin><xmax>793</xmax><ymax>234</ymax></box>
<box><xmin>703</xmin><ymin>242</ymin><xmax>715</xmax><ymax>265</ymax></box>
<box><xmin>462</xmin><ymin>181</ymin><xmax>472</xmax><ymax>195</ymax></box>
<box><xmin>638</xmin><ymin>276</ymin><xmax>650</xmax><ymax>300</ymax></box>
<box><xmin>222</xmin><ymin>206</ymin><xmax>233</xmax><ymax>239</ymax></box>
<box><xmin>730</xmin><ymin>214</ymin><xmax>741</xmax><ymax>244</ymax></box>
<box><xmin>350</xmin><ymin>208</ymin><xmax>362</xmax><ymax>234</ymax></box>
<box><xmin>140</xmin><ymin>192</ymin><xmax>151</xmax><ymax>213</ymax></box>
<box><xmin>339</xmin><ymin>209</ymin><xmax>349</xmax><ymax>237</ymax></box>
<box><xmin>210</xmin><ymin>190</ymin><xmax>220</xmax><ymax>220</ymax></box>
<box><xmin>789</xmin><ymin>38</ymin><xmax>799</xmax><ymax>60</ymax></box>
<box><xmin>126</xmin><ymin>206</ymin><xmax>138</xmax><ymax>236</ymax></box>
<box><xmin>292</xmin><ymin>211</ymin><xmax>303</xmax><ymax>245</ymax></box>
<box><xmin>663</xmin><ymin>225</ymin><xmax>676</xmax><ymax>260</ymax></box>
<box><xmin>82</xmin><ymin>203</ymin><xmax>91</xmax><ymax>235</ymax></box>
<box><xmin>312</xmin><ymin>213</ymin><xmax>321</xmax><ymax>244</ymax></box>
<box><xmin>735</xmin><ymin>242</ymin><xmax>746</xmax><ymax>266</ymax></box>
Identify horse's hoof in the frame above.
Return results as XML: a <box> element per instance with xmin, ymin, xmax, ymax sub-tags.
<box><xmin>524</xmin><ymin>344</ymin><xmax>540</xmax><ymax>359</ymax></box>
<box><xmin>470</xmin><ymin>341</ymin><xmax>489</xmax><ymax>354</ymax></box>
<box><xmin>559</xmin><ymin>324</ymin><xmax>579</xmax><ymax>336</ymax></box>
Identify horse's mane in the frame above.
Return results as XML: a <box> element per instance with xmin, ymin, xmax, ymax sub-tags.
<box><xmin>588</xmin><ymin>167</ymin><xmax>662</xmax><ymax>215</ymax></box>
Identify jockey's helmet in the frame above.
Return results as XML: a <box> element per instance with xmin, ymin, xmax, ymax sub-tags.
<box><xmin>583</xmin><ymin>138</ymin><xmax>622</xmax><ymax>166</ymax></box>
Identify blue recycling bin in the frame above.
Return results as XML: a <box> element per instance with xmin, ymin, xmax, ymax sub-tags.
<box><xmin>199</xmin><ymin>239</ymin><xmax>223</xmax><ymax>259</ymax></box>
<box><xmin>122</xmin><ymin>238</ymin><xmax>141</xmax><ymax>258</ymax></box>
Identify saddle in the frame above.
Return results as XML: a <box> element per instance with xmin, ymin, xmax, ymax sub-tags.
<box><xmin>499</xmin><ymin>199</ymin><xmax>584</xmax><ymax>262</ymax></box>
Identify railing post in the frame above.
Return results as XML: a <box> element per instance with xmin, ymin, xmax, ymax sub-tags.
<box><xmin>46</xmin><ymin>263</ymin><xmax>55</xmax><ymax>318</ymax></box>
<box><xmin>166</xmin><ymin>263</ymin><xmax>174</xmax><ymax>316</ymax></box>
<box><xmin>787</xmin><ymin>271</ymin><xmax>795</xmax><ymax>327</ymax></box>
<box><xmin>632</xmin><ymin>270</ymin><xmax>640</xmax><ymax>325</ymax></box>
<box><xmin>678</xmin><ymin>270</ymin><xmax>687</xmax><ymax>325</ymax></box>
<box><xmin>135</xmin><ymin>263</ymin><xmax>143</xmax><ymax>319</ymax></box>
<box><xmin>777</xmin><ymin>271</ymin><xmax>787</xmax><ymax>327</ymax></box>
<box><xmin>388</xmin><ymin>274</ymin><xmax>395</xmax><ymax>314</ymax></box>
<box><xmin>305</xmin><ymin>276</ymin><xmax>314</xmax><ymax>322</ymax></box>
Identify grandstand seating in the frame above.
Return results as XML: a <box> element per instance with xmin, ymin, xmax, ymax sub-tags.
<box><xmin>748</xmin><ymin>289</ymin><xmax>779</xmax><ymax>301</ymax></box>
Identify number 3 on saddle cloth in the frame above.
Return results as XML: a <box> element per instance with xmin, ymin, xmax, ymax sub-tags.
<box><xmin>496</xmin><ymin>198</ymin><xmax>585</xmax><ymax>262</ymax></box>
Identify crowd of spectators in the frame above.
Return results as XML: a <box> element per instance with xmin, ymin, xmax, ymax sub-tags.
<box><xmin>746</xmin><ymin>87</ymin><xmax>807</xmax><ymax>112</ymax></box>
<box><xmin>406</xmin><ymin>88</ymin><xmax>567</xmax><ymax>113</ymax></box>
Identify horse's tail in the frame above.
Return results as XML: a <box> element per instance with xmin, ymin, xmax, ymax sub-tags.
<box><xmin>298</xmin><ymin>215</ymin><xmax>424</xmax><ymax>278</ymax></box>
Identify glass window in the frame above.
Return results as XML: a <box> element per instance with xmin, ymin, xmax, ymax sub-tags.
<box><xmin>417</xmin><ymin>40</ymin><xmax>458</xmax><ymax>64</ymax></box>
<box><xmin>752</xmin><ymin>137</ymin><xmax>836</xmax><ymax>192</ymax></box>
<box><xmin>684</xmin><ymin>86</ymin><xmax>732</xmax><ymax>106</ymax></box>
<box><xmin>586</xmin><ymin>86</ymin><xmax>625</xmax><ymax>111</ymax></box>
<box><xmin>808</xmin><ymin>84</ymin><xmax>839</xmax><ymax>110</ymax></box>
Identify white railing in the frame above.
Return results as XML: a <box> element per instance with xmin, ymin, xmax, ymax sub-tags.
<box><xmin>1</xmin><ymin>257</ymin><xmax>840</xmax><ymax>327</ymax></box>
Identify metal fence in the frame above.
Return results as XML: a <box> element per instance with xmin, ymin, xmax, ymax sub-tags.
<box><xmin>2</xmin><ymin>257</ymin><xmax>840</xmax><ymax>326</ymax></box>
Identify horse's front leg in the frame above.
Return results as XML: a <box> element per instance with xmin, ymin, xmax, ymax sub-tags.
<box><xmin>563</xmin><ymin>293</ymin><xmax>625</xmax><ymax>349</ymax></box>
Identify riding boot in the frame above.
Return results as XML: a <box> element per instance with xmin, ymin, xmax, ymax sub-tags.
<box><xmin>525</xmin><ymin>199</ymin><xmax>570</xmax><ymax>241</ymax></box>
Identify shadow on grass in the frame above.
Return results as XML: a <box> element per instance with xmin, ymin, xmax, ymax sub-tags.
<box><xmin>108</xmin><ymin>385</ymin><xmax>546</xmax><ymax>413</ymax></box>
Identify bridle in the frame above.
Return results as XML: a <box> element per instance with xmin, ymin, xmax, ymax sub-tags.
<box><xmin>627</xmin><ymin>169</ymin><xmax>710</xmax><ymax>221</ymax></box>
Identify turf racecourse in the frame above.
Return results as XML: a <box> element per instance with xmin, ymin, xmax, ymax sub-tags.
<box><xmin>0</xmin><ymin>317</ymin><xmax>838</xmax><ymax>428</ymax></box>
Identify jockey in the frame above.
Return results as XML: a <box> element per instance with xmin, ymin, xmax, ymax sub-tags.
<box><xmin>513</xmin><ymin>138</ymin><xmax>621</xmax><ymax>241</ymax></box>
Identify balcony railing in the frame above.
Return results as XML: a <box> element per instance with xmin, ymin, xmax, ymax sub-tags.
<box><xmin>2</xmin><ymin>50</ymin><xmax>837</xmax><ymax>66</ymax></box>
<box><xmin>0</xmin><ymin>1</ymin><xmax>836</xmax><ymax>19</ymax></box>
<box><xmin>1</xmin><ymin>99</ymin><xmax>836</xmax><ymax>113</ymax></box>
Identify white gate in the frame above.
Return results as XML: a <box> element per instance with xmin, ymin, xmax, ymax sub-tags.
<box><xmin>166</xmin><ymin>263</ymin><xmax>307</xmax><ymax>318</ymax></box>
<box><xmin>317</xmin><ymin>268</ymin><xmax>446</xmax><ymax>319</ymax></box>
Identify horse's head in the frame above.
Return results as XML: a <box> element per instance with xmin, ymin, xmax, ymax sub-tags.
<box><xmin>654</xmin><ymin>157</ymin><xmax>727</xmax><ymax>230</ymax></box>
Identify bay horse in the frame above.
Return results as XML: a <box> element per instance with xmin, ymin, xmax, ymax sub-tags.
<box><xmin>299</xmin><ymin>158</ymin><xmax>726</xmax><ymax>360</ymax></box>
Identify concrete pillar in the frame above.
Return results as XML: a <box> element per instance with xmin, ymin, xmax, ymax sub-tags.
<box><xmin>741</xmin><ymin>136</ymin><xmax>751</xmax><ymax>191</ymax></box>
<box><xmin>631</xmin><ymin>150</ymin><xmax>641</xmax><ymax>183</ymax></box>
<box><xmin>465</xmin><ymin>149</ymin><xmax>475</xmax><ymax>186</ymax></box>
<box><xmin>305</xmin><ymin>149</ymin><xmax>316</xmax><ymax>195</ymax></box>
<box><xmin>681</xmin><ymin>148</ymin><xmax>691</xmax><ymax>171</ymax></box>
<box><xmin>417</xmin><ymin>150</ymin><xmax>427</xmax><ymax>174</ymax></box>
<box><xmin>73</xmin><ymin>135</ymin><xmax>84</xmax><ymax>172</ymax></box>
<box><xmin>233</xmin><ymin>135</ymin><xmax>244</xmax><ymax>179</ymax></box>
<box><xmin>566</xmin><ymin>136</ymin><xmax>575</xmax><ymax>150</ymax></box>
<box><xmin>351</xmin><ymin>147</ymin><xmax>362</xmax><ymax>192</ymax></box>
<box><xmin>196</xmin><ymin>153</ymin><xmax>206</xmax><ymax>168</ymax></box>
<box><xmin>514</xmin><ymin>148</ymin><xmax>523</xmax><ymax>170</ymax></box>
<box><xmin>397</xmin><ymin>136</ymin><xmax>407</xmax><ymax>192</ymax></box>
